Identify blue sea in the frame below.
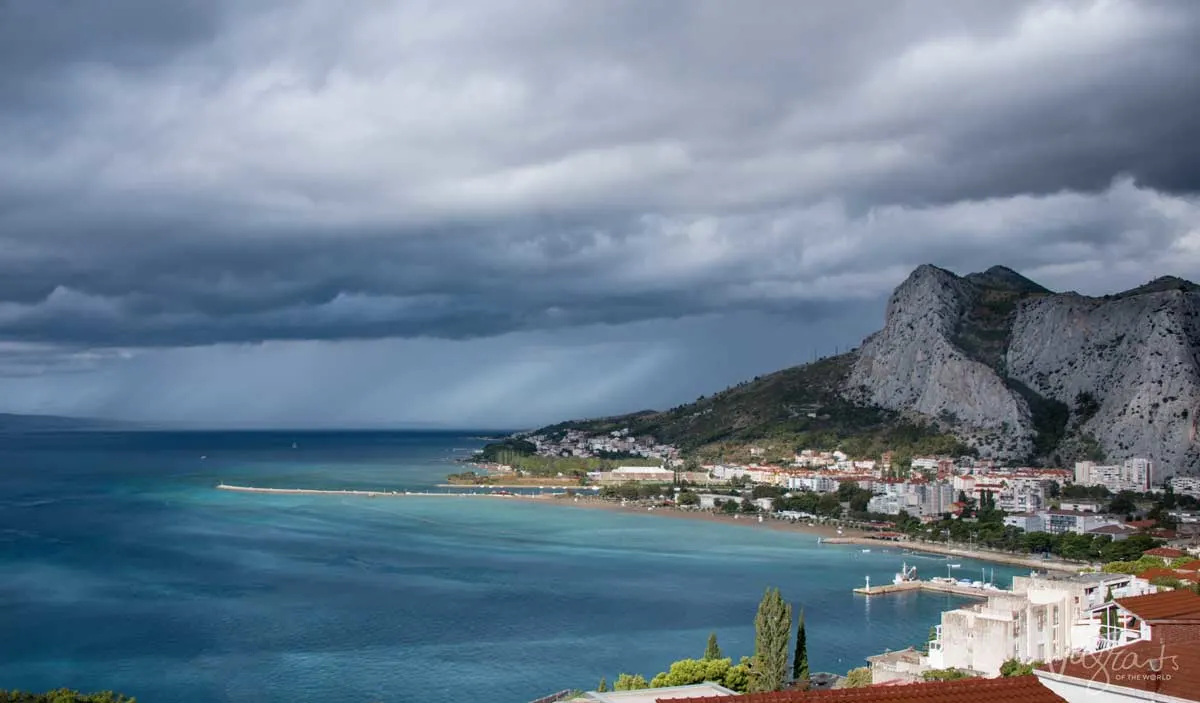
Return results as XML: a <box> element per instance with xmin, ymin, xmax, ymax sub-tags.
<box><xmin>1</xmin><ymin>431</ymin><xmax>1025</xmax><ymax>702</ymax></box>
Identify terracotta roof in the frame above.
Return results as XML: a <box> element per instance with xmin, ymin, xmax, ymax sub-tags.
<box><xmin>1087</xmin><ymin>524</ymin><xmax>1138</xmax><ymax>534</ymax></box>
<box><xmin>1038</xmin><ymin>639</ymin><xmax>1200</xmax><ymax>701</ymax></box>
<box><xmin>1116</xmin><ymin>589</ymin><xmax>1200</xmax><ymax>621</ymax></box>
<box><xmin>1175</xmin><ymin>560</ymin><xmax>1200</xmax><ymax>572</ymax></box>
<box><xmin>654</xmin><ymin>676</ymin><xmax>1065</xmax><ymax>703</ymax></box>
<box><xmin>1135</xmin><ymin>567</ymin><xmax>1191</xmax><ymax>582</ymax></box>
<box><xmin>1143</xmin><ymin>547</ymin><xmax>1187</xmax><ymax>558</ymax></box>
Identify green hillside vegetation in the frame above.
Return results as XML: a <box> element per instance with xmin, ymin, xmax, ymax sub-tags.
<box><xmin>537</xmin><ymin>354</ymin><xmax>971</xmax><ymax>462</ymax></box>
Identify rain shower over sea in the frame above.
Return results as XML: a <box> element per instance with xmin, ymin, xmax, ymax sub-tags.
<box><xmin>0</xmin><ymin>430</ymin><xmax>1025</xmax><ymax>702</ymax></box>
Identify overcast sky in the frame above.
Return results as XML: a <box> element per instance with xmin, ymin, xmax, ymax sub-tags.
<box><xmin>1</xmin><ymin>0</ymin><xmax>1198</xmax><ymax>428</ymax></box>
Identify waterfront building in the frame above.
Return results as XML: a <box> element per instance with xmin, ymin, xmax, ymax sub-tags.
<box><xmin>926</xmin><ymin>590</ymin><xmax>1072</xmax><ymax>675</ymax></box>
<box><xmin>1040</xmin><ymin>509</ymin><xmax>1120</xmax><ymax>535</ymax></box>
<box><xmin>1004</xmin><ymin>513</ymin><xmax>1045</xmax><ymax>533</ymax></box>
<box><xmin>927</xmin><ymin>573</ymin><xmax>1156</xmax><ymax>675</ymax></box>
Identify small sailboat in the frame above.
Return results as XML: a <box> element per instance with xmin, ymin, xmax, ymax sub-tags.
<box><xmin>292</xmin><ymin>442</ymin><xmax>298</xmax><ymax>449</ymax></box>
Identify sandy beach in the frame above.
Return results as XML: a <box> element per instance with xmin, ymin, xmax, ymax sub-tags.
<box><xmin>516</xmin><ymin>493</ymin><xmax>869</xmax><ymax>539</ymax></box>
<box><xmin>515</xmin><ymin>495</ymin><xmax>1085</xmax><ymax>572</ymax></box>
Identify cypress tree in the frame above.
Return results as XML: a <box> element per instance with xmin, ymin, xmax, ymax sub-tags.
<box><xmin>792</xmin><ymin>608</ymin><xmax>809</xmax><ymax>683</ymax></box>
<box><xmin>748</xmin><ymin>587</ymin><xmax>792</xmax><ymax>693</ymax></box>
<box><xmin>597</xmin><ymin>677</ymin><xmax>608</xmax><ymax>692</ymax></box>
<box><xmin>704</xmin><ymin>632</ymin><xmax>723</xmax><ymax>661</ymax></box>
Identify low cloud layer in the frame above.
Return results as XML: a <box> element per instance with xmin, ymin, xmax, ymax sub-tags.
<box><xmin>1</xmin><ymin>0</ymin><xmax>1198</xmax><ymax>424</ymax></box>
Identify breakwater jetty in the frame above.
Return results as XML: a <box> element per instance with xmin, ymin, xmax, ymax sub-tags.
<box><xmin>215</xmin><ymin>484</ymin><xmax>550</xmax><ymax>498</ymax></box>
<box><xmin>853</xmin><ymin>579</ymin><xmax>996</xmax><ymax>598</ymax></box>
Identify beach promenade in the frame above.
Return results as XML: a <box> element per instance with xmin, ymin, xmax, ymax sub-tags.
<box><xmin>823</xmin><ymin>536</ymin><xmax>1082</xmax><ymax>573</ymax></box>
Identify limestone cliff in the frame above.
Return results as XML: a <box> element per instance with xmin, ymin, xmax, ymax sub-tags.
<box><xmin>847</xmin><ymin>265</ymin><xmax>1200</xmax><ymax>477</ymax></box>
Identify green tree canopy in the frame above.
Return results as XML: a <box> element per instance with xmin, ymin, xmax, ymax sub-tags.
<box><xmin>749</xmin><ymin>588</ymin><xmax>793</xmax><ymax>693</ymax></box>
<box><xmin>792</xmin><ymin>609</ymin><xmax>809</xmax><ymax>683</ymax></box>
<box><xmin>840</xmin><ymin>668</ymin><xmax>872</xmax><ymax>688</ymax></box>
<box><xmin>613</xmin><ymin>673</ymin><xmax>648</xmax><ymax>691</ymax></box>
<box><xmin>704</xmin><ymin>632</ymin><xmax>723</xmax><ymax>661</ymax></box>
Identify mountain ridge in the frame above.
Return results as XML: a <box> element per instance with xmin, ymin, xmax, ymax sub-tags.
<box><xmin>536</xmin><ymin>266</ymin><xmax>1200</xmax><ymax>477</ymax></box>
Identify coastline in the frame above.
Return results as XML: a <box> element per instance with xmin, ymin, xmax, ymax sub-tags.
<box><xmin>215</xmin><ymin>485</ymin><xmax>1083</xmax><ymax>573</ymax></box>
<box><xmin>518</xmin><ymin>496</ymin><xmax>1083</xmax><ymax>572</ymax></box>
<box><xmin>822</xmin><ymin>536</ymin><xmax>1082</xmax><ymax>573</ymax></box>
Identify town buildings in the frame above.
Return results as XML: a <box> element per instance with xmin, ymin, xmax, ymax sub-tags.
<box><xmin>1073</xmin><ymin>458</ymin><xmax>1153</xmax><ymax>492</ymax></box>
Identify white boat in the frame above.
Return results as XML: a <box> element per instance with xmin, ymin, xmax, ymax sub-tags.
<box><xmin>861</xmin><ymin>549</ymin><xmax>871</xmax><ymax>553</ymax></box>
<box><xmin>948</xmin><ymin>563</ymin><xmax>962</xmax><ymax>568</ymax></box>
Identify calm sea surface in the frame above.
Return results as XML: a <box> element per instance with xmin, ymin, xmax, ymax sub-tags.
<box><xmin>0</xmin><ymin>431</ymin><xmax>1025</xmax><ymax>702</ymax></box>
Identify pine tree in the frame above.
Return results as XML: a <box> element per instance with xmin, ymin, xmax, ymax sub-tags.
<box><xmin>1103</xmin><ymin>585</ymin><xmax>1115</xmax><ymax>640</ymax></box>
<box><xmin>597</xmin><ymin>677</ymin><xmax>608</xmax><ymax>692</ymax></box>
<box><xmin>704</xmin><ymin>632</ymin><xmax>723</xmax><ymax>661</ymax></box>
<box><xmin>792</xmin><ymin>608</ymin><xmax>809</xmax><ymax>683</ymax></box>
<box><xmin>748</xmin><ymin>587</ymin><xmax>792</xmax><ymax>693</ymax></box>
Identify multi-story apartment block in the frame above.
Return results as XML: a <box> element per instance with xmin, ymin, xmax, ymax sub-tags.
<box><xmin>1073</xmin><ymin>459</ymin><xmax>1153</xmax><ymax>492</ymax></box>
<box><xmin>1041</xmin><ymin>509</ymin><xmax>1121</xmax><ymax>535</ymax></box>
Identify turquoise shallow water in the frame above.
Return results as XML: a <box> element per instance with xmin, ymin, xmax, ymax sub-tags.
<box><xmin>0</xmin><ymin>431</ymin><xmax>1024</xmax><ymax>702</ymax></box>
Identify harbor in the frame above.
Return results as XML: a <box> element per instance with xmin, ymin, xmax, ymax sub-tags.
<box><xmin>852</xmin><ymin>560</ymin><xmax>1007</xmax><ymax>598</ymax></box>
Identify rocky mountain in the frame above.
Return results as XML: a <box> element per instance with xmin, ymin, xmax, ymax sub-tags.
<box><xmin>850</xmin><ymin>265</ymin><xmax>1198</xmax><ymax>476</ymax></box>
<box><xmin>539</xmin><ymin>265</ymin><xmax>1200</xmax><ymax>478</ymax></box>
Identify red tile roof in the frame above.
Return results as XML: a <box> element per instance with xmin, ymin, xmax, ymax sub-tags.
<box><xmin>1175</xmin><ymin>560</ymin><xmax>1200</xmax><ymax>572</ymax></box>
<box><xmin>1143</xmin><ymin>547</ymin><xmax>1188</xmax><ymax>558</ymax></box>
<box><xmin>654</xmin><ymin>676</ymin><xmax>1065</xmax><ymax>703</ymax></box>
<box><xmin>1116</xmin><ymin>589</ymin><xmax>1200</xmax><ymax>621</ymax></box>
<box><xmin>1038</xmin><ymin>639</ymin><xmax>1200</xmax><ymax>701</ymax></box>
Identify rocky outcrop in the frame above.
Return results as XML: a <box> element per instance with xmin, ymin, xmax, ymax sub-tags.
<box><xmin>1007</xmin><ymin>286</ymin><xmax>1200</xmax><ymax>478</ymax></box>
<box><xmin>847</xmin><ymin>265</ymin><xmax>1035</xmax><ymax>460</ymax></box>
<box><xmin>846</xmin><ymin>265</ymin><xmax>1200</xmax><ymax>477</ymax></box>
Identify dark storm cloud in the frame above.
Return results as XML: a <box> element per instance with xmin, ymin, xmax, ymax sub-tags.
<box><xmin>1</xmin><ymin>0</ymin><xmax>1199</xmax><ymax>351</ymax></box>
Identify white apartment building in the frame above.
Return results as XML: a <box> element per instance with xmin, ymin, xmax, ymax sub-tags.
<box><xmin>1172</xmin><ymin>475</ymin><xmax>1200</xmax><ymax>498</ymax></box>
<box><xmin>927</xmin><ymin>591</ymin><xmax>1071</xmax><ymax>675</ymax></box>
<box><xmin>866</xmin><ymin>481</ymin><xmax>956</xmax><ymax>516</ymax></box>
<box><xmin>1073</xmin><ymin>459</ymin><xmax>1153</xmax><ymax>492</ymax></box>
<box><xmin>927</xmin><ymin>573</ymin><xmax>1155</xmax><ymax>676</ymax></box>
<box><xmin>1040</xmin><ymin>509</ymin><xmax>1121</xmax><ymax>535</ymax></box>
<box><xmin>786</xmin><ymin>474</ymin><xmax>840</xmax><ymax>493</ymax></box>
<box><xmin>1004</xmin><ymin>513</ymin><xmax>1045</xmax><ymax>533</ymax></box>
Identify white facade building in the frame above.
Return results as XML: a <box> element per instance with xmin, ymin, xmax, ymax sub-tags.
<box><xmin>1073</xmin><ymin>459</ymin><xmax>1153</xmax><ymax>492</ymax></box>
